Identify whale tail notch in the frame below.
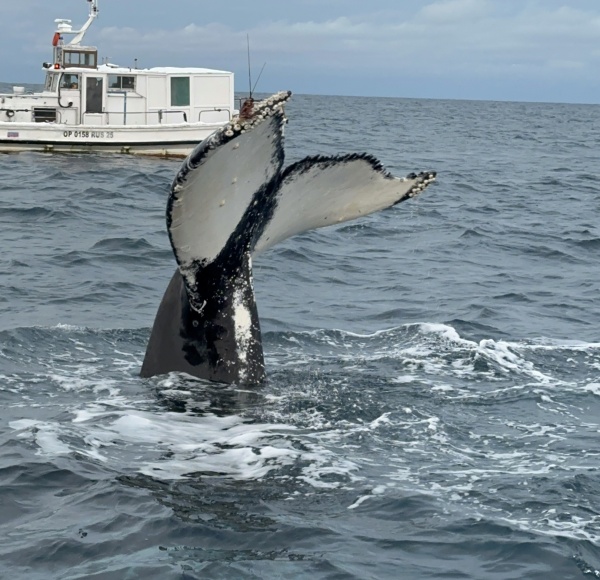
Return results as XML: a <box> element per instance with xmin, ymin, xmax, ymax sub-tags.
<box><xmin>141</xmin><ymin>91</ymin><xmax>436</xmax><ymax>384</ymax></box>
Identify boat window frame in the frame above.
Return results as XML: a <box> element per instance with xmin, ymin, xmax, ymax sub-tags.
<box><xmin>60</xmin><ymin>73</ymin><xmax>81</xmax><ymax>90</ymax></box>
<box><xmin>170</xmin><ymin>76</ymin><xmax>190</xmax><ymax>107</ymax></box>
<box><xmin>44</xmin><ymin>73</ymin><xmax>59</xmax><ymax>92</ymax></box>
<box><xmin>108</xmin><ymin>75</ymin><xmax>136</xmax><ymax>92</ymax></box>
<box><xmin>63</xmin><ymin>49</ymin><xmax>98</xmax><ymax>69</ymax></box>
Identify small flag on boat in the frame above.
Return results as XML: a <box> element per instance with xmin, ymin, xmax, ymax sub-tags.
<box><xmin>7</xmin><ymin>132</ymin><xmax>19</xmax><ymax>138</ymax></box>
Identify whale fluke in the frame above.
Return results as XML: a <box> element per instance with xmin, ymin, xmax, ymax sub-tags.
<box><xmin>141</xmin><ymin>91</ymin><xmax>436</xmax><ymax>384</ymax></box>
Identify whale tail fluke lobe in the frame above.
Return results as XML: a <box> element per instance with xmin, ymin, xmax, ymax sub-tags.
<box><xmin>254</xmin><ymin>153</ymin><xmax>436</xmax><ymax>254</ymax></box>
<box><xmin>141</xmin><ymin>91</ymin><xmax>437</xmax><ymax>385</ymax></box>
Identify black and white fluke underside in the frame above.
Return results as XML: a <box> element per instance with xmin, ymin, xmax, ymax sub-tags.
<box><xmin>141</xmin><ymin>91</ymin><xmax>436</xmax><ymax>385</ymax></box>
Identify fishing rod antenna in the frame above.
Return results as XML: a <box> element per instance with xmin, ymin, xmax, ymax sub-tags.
<box><xmin>252</xmin><ymin>62</ymin><xmax>267</xmax><ymax>96</ymax></box>
<box><xmin>247</xmin><ymin>34</ymin><xmax>252</xmax><ymax>98</ymax></box>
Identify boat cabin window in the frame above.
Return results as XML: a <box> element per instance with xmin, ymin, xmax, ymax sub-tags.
<box><xmin>108</xmin><ymin>75</ymin><xmax>136</xmax><ymax>91</ymax></box>
<box><xmin>44</xmin><ymin>73</ymin><xmax>58</xmax><ymax>92</ymax></box>
<box><xmin>61</xmin><ymin>73</ymin><xmax>80</xmax><ymax>90</ymax></box>
<box><xmin>63</xmin><ymin>50</ymin><xmax>97</xmax><ymax>69</ymax></box>
<box><xmin>170</xmin><ymin>77</ymin><xmax>190</xmax><ymax>107</ymax></box>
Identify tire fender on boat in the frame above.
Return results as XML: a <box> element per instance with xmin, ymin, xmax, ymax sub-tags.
<box><xmin>5</xmin><ymin>110</ymin><xmax>15</xmax><ymax>118</ymax></box>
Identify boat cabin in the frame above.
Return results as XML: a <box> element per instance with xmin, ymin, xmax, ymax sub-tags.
<box><xmin>21</xmin><ymin>63</ymin><xmax>235</xmax><ymax>127</ymax></box>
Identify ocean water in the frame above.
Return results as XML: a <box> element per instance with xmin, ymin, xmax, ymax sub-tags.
<box><xmin>1</xmin><ymin>86</ymin><xmax>599</xmax><ymax>579</ymax></box>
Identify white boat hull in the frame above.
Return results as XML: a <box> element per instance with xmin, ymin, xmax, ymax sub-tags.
<box><xmin>0</xmin><ymin>121</ymin><xmax>221</xmax><ymax>156</ymax></box>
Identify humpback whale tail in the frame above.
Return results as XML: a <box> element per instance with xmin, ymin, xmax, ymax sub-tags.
<box><xmin>141</xmin><ymin>91</ymin><xmax>436</xmax><ymax>384</ymax></box>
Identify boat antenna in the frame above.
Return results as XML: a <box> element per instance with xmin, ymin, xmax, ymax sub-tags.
<box><xmin>246</xmin><ymin>35</ymin><xmax>267</xmax><ymax>97</ymax></box>
<box><xmin>239</xmin><ymin>35</ymin><xmax>265</xmax><ymax>119</ymax></box>
<box><xmin>68</xmin><ymin>0</ymin><xmax>99</xmax><ymax>45</ymax></box>
<box><xmin>247</xmin><ymin>34</ymin><xmax>253</xmax><ymax>98</ymax></box>
<box><xmin>251</xmin><ymin>62</ymin><xmax>267</xmax><ymax>96</ymax></box>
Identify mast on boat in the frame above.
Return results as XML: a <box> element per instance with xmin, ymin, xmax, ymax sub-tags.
<box><xmin>53</xmin><ymin>0</ymin><xmax>99</xmax><ymax>47</ymax></box>
<box><xmin>49</xmin><ymin>0</ymin><xmax>99</xmax><ymax>71</ymax></box>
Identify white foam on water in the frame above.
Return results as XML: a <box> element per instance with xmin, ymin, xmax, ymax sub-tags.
<box><xmin>300</xmin><ymin>323</ymin><xmax>566</xmax><ymax>390</ymax></box>
<box><xmin>5</xmin><ymin>323</ymin><xmax>600</xmax><ymax>545</ymax></box>
<box><xmin>584</xmin><ymin>383</ymin><xmax>600</xmax><ymax>396</ymax></box>
<box><xmin>476</xmin><ymin>338</ymin><xmax>555</xmax><ymax>383</ymax></box>
<box><xmin>72</xmin><ymin>406</ymin><xmax>302</xmax><ymax>480</ymax></box>
<box><xmin>411</xmin><ymin>324</ymin><xmax>560</xmax><ymax>384</ymax></box>
<box><xmin>10</xmin><ymin>419</ymin><xmax>44</xmax><ymax>432</ymax></box>
<box><xmin>502</xmin><ymin>513</ymin><xmax>600</xmax><ymax>545</ymax></box>
<box><xmin>265</xmin><ymin>324</ymin><xmax>600</xmax><ymax>545</ymax></box>
<box><xmin>418</xmin><ymin>323</ymin><xmax>474</xmax><ymax>345</ymax></box>
<box><xmin>53</xmin><ymin>323</ymin><xmax>82</xmax><ymax>331</ymax></box>
<box><xmin>8</xmin><ymin>377</ymin><xmax>360</xmax><ymax>488</ymax></box>
<box><xmin>347</xmin><ymin>484</ymin><xmax>387</xmax><ymax>510</ymax></box>
<box><xmin>48</xmin><ymin>367</ymin><xmax>120</xmax><ymax>394</ymax></box>
<box><xmin>377</xmin><ymin>408</ymin><xmax>600</xmax><ymax>543</ymax></box>
<box><xmin>393</xmin><ymin>374</ymin><xmax>419</xmax><ymax>384</ymax></box>
<box><xmin>10</xmin><ymin>419</ymin><xmax>74</xmax><ymax>457</ymax></box>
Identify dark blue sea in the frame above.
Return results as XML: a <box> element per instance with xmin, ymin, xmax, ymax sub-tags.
<box><xmin>1</xmin><ymin>85</ymin><xmax>599</xmax><ymax>579</ymax></box>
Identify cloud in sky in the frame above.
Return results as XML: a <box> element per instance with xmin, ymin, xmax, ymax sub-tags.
<box><xmin>1</xmin><ymin>0</ymin><xmax>600</xmax><ymax>103</ymax></box>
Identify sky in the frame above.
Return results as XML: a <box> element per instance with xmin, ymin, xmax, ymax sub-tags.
<box><xmin>1</xmin><ymin>0</ymin><xmax>600</xmax><ymax>103</ymax></box>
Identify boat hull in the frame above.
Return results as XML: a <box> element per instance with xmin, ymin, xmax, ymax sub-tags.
<box><xmin>0</xmin><ymin>122</ymin><xmax>221</xmax><ymax>157</ymax></box>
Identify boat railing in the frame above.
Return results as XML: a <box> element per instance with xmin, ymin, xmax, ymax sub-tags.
<box><xmin>101</xmin><ymin>108</ymin><xmax>232</xmax><ymax>126</ymax></box>
<box><xmin>157</xmin><ymin>108</ymin><xmax>232</xmax><ymax>124</ymax></box>
<box><xmin>1</xmin><ymin>107</ymin><xmax>232</xmax><ymax>126</ymax></box>
<box><xmin>156</xmin><ymin>110</ymin><xmax>188</xmax><ymax>124</ymax></box>
<box><xmin>198</xmin><ymin>108</ymin><xmax>232</xmax><ymax>122</ymax></box>
<box><xmin>101</xmin><ymin>110</ymin><xmax>188</xmax><ymax>125</ymax></box>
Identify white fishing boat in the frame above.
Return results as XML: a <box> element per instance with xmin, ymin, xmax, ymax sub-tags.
<box><xmin>0</xmin><ymin>0</ymin><xmax>236</xmax><ymax>156</ymax></box>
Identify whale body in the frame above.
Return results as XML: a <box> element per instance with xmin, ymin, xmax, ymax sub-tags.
<box><xmin>141</xmin><ymin>91</ymin><xmax>436</xmax><ymax>384</ymax></box>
